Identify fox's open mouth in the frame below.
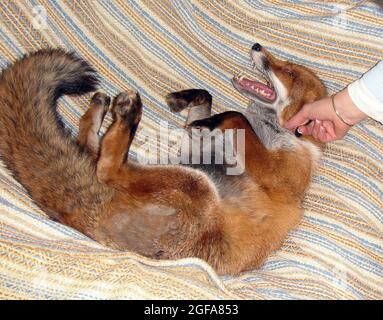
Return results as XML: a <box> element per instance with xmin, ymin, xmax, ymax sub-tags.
<box><xmin>232</xmin><ymin>72</ymin><xmax>276</xmax><ymax>103</ymax></box>
<box><xmin>232</xmin><ymin>53</ymin><xmax>277</xmax><ymax>104</ymax></box>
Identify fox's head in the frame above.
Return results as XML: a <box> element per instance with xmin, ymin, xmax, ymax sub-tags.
<box><xmin>232</xmin><ymin>43</ymin><xmax>327</xmax><ymax>125</ymax></box>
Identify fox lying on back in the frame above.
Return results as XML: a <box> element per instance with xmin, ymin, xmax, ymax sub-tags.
<box><xmin>0</xmin><ymin>47</ymin><xmax>325</xmax><ymax>275</ymax></box>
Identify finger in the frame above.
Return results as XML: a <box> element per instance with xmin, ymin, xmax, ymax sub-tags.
<box><xmin>322</xmin><ymin>120</ymin><xmax>336</xmax><ymax>140</ymax></box>
<box><xmin>312</xmin><ymin>120</ymin><xmax>322</xmax><ymax>140</ymax></box>
<box><xmin>297</xmin><ymin>120</ymin><xmax>314</xmax><ymax>136</ymax></box>
<box><xmin>319</xmin><ymin>120</ymin><xmax>340</xmax><ymax>142</ymax></box>
<box><xmin>322</xmin><ymin>128</ymin><xmax>339</xmax><ymax>142</ymax></box>
<box><xmin>323</xmin><ymin>132</ymin><xmax>337</xmax><ymax>142</ymax></box>
<box><xmin>284</xmin><ymin>106</ymin><xmax>310</xmax><ymax>130</ymax></box>
<box><xmin>318</xmin><ymin>125</ymin><xmax>328</xmax><ymax>142</ymax></box>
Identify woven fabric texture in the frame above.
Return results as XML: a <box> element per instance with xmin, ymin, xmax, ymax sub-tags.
<box><xmin>0</xmin><ymin>0</ymin><xmax>382</xmax><ymax>299</ymax></box>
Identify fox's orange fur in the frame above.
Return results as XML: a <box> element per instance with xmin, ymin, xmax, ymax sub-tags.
<box><xmin>0</xmin><ymin>46</ymin><xmax>326</xmax><ymax>275</ymax></box>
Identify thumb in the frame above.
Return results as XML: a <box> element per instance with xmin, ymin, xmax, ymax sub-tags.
<box><xmin>284</xmin><ymin>106</ymin><xmax>310</xmax><ymax>130</ymax></box>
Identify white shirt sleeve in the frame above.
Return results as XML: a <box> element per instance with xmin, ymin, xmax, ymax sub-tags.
<box><xmin>348</xmin><ymin>61</ymin><xmax>383</xmax><ymax>124</ymax></box>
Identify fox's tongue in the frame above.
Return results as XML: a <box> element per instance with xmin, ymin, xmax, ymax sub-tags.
<box><xmin>237</xmin><ymin>77</ymin><xmax>276</xmax><ymax>101</ymax></box>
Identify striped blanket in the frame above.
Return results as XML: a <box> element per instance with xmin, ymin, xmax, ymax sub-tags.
<box><xmin>0</xmin><ymin>0</ymin><xmax>382</xmax><ymax>299</ymax></box>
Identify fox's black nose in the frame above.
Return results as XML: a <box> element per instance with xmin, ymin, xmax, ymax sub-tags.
<box><xmin>252</xmin><ymin>43</ymin><xmax>262</xmax><ymax>52</ymax></box>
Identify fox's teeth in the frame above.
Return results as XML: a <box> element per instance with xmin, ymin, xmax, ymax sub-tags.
<box><xmin>234</xmin><ymin>72</ymin><xmax>246</xmax><ymax>82</ymax></box>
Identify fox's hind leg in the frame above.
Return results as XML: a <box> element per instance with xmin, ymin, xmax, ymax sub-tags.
<box><xmin>96</xmin><ymin>90</ymin><xmax>142</xmax><ymax>183</ymax></box>
<box><xmin>78</xmin><ymin>92</ymin><xmax>111</xmax><ymax>159</ymax></box>
<box><xmin>165</xmin><ymin>89</ymin><xmax>212</xmax><ymax>126</ymax></box>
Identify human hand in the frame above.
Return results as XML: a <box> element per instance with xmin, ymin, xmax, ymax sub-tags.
<box><xmin>284</xmin><ymin>89</ymin><xmax>367</xmax><ymax>142</ymax></box>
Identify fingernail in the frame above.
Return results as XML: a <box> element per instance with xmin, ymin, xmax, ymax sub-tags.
<box><xmin>294</xmin><ymin>127</ymin><xmax>302</xmax><ymax>137</ymax></box>
<box><xmin>297</xmin><ymin>127</ymin><xmax>302</xmax><ymax>134</ymax></box>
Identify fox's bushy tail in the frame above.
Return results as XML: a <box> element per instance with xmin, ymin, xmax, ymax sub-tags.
<box><xmin>0</xmin><ymin>49</ymin><xmax>112</xmax><ymax>232</ymax></box>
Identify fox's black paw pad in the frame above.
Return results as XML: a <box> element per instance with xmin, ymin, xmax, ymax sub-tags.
<box><xmin>90</xmin><ymin>92</ymin><xmax>111</xmax><ymax>113</ymax></box>
<box><xmin>188</xmin><ymin>118</ymin><xmax>215</xmax><ymax>131</ymax></box>
<box><xmin>112</xmin><ymin>90</ymin><xmax>142</xmax><ymax>125</ymax></box>
<box><xmin>165</xmin><ymin>89</ymin><xmax>212</xmax><ymax>113</ymax></box>
<box><xmin>165</xmin><ymin>93</ymin><xmax>189</xmax><ymax>113</ymax></box>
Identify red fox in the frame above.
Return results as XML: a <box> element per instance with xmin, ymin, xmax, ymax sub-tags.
<box><xmin>0</xmin><ymin>44</ymin><xmax>326</xmax><ymax>275</ymax></box>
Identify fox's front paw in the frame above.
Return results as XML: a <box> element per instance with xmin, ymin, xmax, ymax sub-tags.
<box><xmin>112</xmin><ymin>90</ymin><xmax>142</xmax><ymax>125</ymax></box>
<box><xmin>165</xmin><ymin>89</ymin><xmax>212</xmax><ymax>113</ymax></box>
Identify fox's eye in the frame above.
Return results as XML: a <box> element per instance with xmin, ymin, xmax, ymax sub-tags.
<box><xmin>285</xmin><ymin>69</ymin><xmax>295</xmax><ymax>78</ymax></box>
